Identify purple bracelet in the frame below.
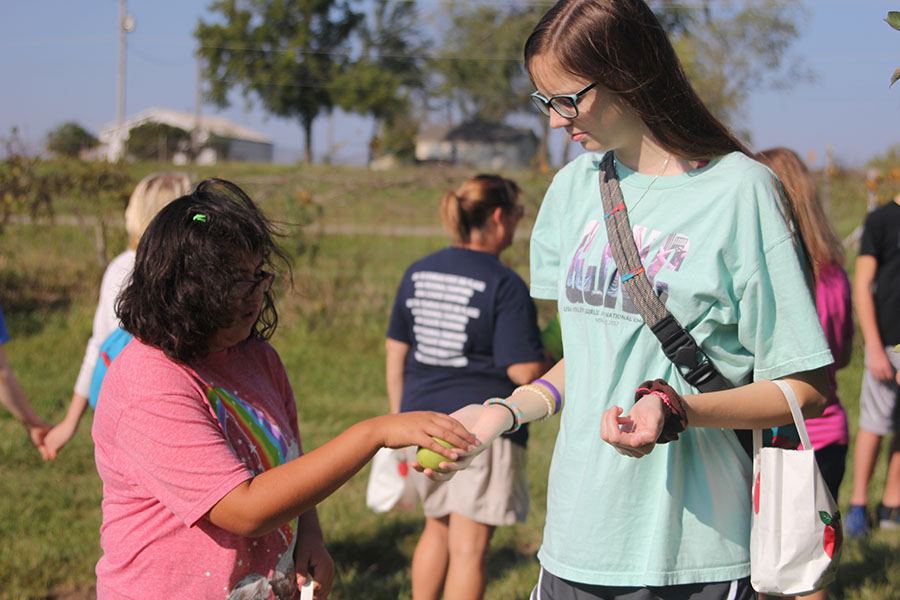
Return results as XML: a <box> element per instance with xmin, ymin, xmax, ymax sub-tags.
<box><xmin>533</xmin><ymin>378</ymin><xmax>561</xmax><ymax>415</ymax></box>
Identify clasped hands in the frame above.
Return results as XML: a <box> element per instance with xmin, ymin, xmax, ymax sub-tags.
<box><xmin>412</xmin><ymin>403</ymin><xmax>512</xmax><ymax>481</ymax></box>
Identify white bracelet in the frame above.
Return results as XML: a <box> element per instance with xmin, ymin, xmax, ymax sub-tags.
<box><xmin>513</xmin><ymin>384</ymin><xmax>555</xmax><ymax>421</ymax></box>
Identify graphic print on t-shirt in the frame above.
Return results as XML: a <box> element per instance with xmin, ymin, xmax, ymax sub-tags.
<box><xmin>405</xmin><ymin>270</ymin><xmax>485</xmax><ymax>368</ymax></box>
<box><xmin>205</xmin><ymin>385</ymin><xmax>300</xmax><ymax>600</ymax></box>
<box><xmin>565</xmin><ymin>220</ymin><xmax>689</xmax><ymax>313</ymax></box>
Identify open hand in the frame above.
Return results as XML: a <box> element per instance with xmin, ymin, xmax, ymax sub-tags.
<box><xmin>599</xmin><ymin>393</ymin><xmax>664</xmax><ymax>458</ymax></box>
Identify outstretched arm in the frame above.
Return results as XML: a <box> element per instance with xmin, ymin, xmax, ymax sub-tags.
<box><xmin>0</xmin><ymin>345</ymin><xmax>50</xmax><ymax>459</ymax></box>
<box><xmin>424</xmin><ymin>359</ymin><xmax>565</xmax><ymax>479</ymax></box>
<box><xmin>207</xmin><ymin>411</ymin><xmax>476</xmax><ymax>537</ymax></box>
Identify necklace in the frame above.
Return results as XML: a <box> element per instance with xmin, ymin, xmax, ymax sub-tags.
<box><xmin>627</xmin><ymin>153</ymin><xmax>671</xmax><ymax>211</ymax></box>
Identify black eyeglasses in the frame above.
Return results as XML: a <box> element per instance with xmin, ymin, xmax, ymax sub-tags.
<box><xmin>530</xmin><ymin>82</ymin><xmax>597</xmax><ymax>119</ymax></box>
<box><xmin>231</xmin><ymin>271</ymin><xmax>274</xmax><ymax>299</ymax></box>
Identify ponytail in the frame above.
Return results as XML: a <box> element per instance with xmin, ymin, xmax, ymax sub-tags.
<box><xmin>439</xmin><ymin>174</ymin><xmax>520</xmax><ymax>245</ymax></box>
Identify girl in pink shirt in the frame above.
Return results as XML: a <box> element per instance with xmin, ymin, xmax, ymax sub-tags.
<box><xmin>756</xmin><ymin>147</ymin><xmax>853</xmax><ymax>600</ymax></box>
<box><xmin>93</xmin><ymin>179</ymin><xmax>475</xmax><ymax>600</ymax></box>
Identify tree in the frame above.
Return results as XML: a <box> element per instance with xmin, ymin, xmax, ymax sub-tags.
<box><xmin>195</xmin><ymin>0</ymin><xmax>361</xmax><ymax>164</ymax></box>
<box><xmin>2</xmin><ymin>128</ymin><xmax>132</xmax><ymax>264</ymax></box>
<box><xmin>45</xmin><ymin>121</ymin><xmax>98</xmax><ymax>158</ymax></box>
<box><xmin>430</xmin><ymin>4</ymin><xmax>541</xmax><ymax>125</ymax></box>
<box><xmin>655</xmin><ymin>0</ymin><xmax>811</xmax><ymax>129</ymax></box>
<box><xmin>330</xmin><ymin>0</ymin><xmax>426</xmax><ymax>162</ymax></box>
<box><xmin>887</xmin><ymin>11</ymin><xmax>900</xmax><ymax>87</ymax></box>
<box><xmin>125</xmin><ymin>122</ymin><xmax>191</xmax><ymax>161</ymax></box>
<box><xmin>426</xmin><ymin>1</ymin><xmax>807</xmax><ymax>166</ymax></box>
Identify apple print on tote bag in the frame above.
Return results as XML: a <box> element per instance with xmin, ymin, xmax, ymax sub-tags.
<box><xmin>749</xmin><ymin>380</ymin><xmax>841</xmax><ymax>595</ymax></box>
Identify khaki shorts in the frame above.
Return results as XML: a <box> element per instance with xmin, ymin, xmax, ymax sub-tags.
<box><xmin>406</xmin><ymin>437</ymin><xmax>529</xmax><ymax>526</ymax></box>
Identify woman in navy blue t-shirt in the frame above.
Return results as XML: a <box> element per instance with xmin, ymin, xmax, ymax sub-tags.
<box><xmin>386</xmin><ymin>174</ymin><xmax>551</xmax><ymax>600</ymax></box>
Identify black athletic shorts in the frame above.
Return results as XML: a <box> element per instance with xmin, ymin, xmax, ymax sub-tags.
<box><xmin>530</xmin><ymin>567</ymin><xmax>757</xmax><ymax>600</ymax></box>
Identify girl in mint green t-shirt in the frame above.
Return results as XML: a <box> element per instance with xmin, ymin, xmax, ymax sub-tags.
<box><xmin>432</xmin><ymin>1</ymin><xmax>834</xmax><ymax>598</ymax></box>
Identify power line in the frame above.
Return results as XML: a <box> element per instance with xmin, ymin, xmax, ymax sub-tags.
<box><xmin>213</xmin><ymin>76</ymin><xmax>531</xmax><ymax>100</ymax></box>
<box><xmin>193</xmin><ymin>41</ymin><xmax>526</xmax><ymax>62</ymax></box>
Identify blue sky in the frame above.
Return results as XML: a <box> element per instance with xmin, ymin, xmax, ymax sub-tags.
<box><xmin>1</xmin><ymin>1</ymin><xmax>898</xmax><ymax>168</ymax></box>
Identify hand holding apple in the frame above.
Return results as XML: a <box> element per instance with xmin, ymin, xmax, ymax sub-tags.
<box><xmin>415</xmin><ymin>437</ymin><xmax>458</xmax><ymax>473</ymax></box>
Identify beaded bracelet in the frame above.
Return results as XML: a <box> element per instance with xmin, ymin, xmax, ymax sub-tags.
<box><xmin>533</xmin><ymin>378</ymin><xmax>562</xmax><ymax>415</ymax></box>
<box><xmin>650</xmin><ymin>390</ymin><xmax>688</xmax><ymax>432</ymax></box>
<box><xmin>513</xmin><ymin>384</ymin><xmax>554</xmax><ymax>421</ymax></box>
<box><xmin>484</xmin><ymin>397</ymin><xmax>524</xmax><ymax>433</ymax></box>
<box><xmin>633</xmin><ymin>379</ymin><xmax>688</xmax><ymax>443</ymax></box>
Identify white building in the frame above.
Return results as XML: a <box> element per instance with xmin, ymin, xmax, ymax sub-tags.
<box><xmin>98</xmin><ymin>108</ymin><xmax>274</xmax><ymax>164</ymax></box>
<box><xmin>414</xmin><ymin>123</ymin><xmax>538</xmax><ymax>170</ymax></box>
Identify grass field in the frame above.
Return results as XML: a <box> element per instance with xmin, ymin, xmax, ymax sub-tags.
<box><xmin>0</xmin><ymin>162</ymin><xmax>898</xmax><ymax>599</ymax></box>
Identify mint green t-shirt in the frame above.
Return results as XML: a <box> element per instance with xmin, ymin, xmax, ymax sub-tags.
<box><xmin>530</xmin><ymin>151</ymin><xmax>832</xmax><ymax>586</ymax></box>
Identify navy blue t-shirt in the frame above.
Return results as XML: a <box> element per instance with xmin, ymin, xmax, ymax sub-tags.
<box><xmin>387</xmin><ymin>247</ymin><xmax>546</xmax><ymax>446</ymax></box>
<box><xmin>0</xmin><ymin>305</ymin><xmax>10</xmax><ymax>345</ymax></box>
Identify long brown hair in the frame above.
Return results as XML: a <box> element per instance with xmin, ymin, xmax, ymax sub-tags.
<box><xmin>524</xmin><ymin>0</ymin><xmax>749</xmax><ymax>161</ymax></box>
<box><xmin>755</xmin><ymin>147</ymin><xmax>845</xmax><ymax>279</ymax></box>
<box><xmin>440</xmin><ymin>174</ymin><xmax>520</xmax><ymax>244</ymax></box>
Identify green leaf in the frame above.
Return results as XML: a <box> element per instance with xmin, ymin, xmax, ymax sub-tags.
<box><xmin>893</xmin><ymin>344</ymin><xmax>900</xmax><ymax>353</ymax></box>
<box><xmin>892</xmin><ymin>68</ymin><xmax>900</xmax><ymax>88</ymax></box>
<box><xmin>886</xmin><ymin>11</ymin><xmax>900</xmax><ymax>31</ymax></box>
<box><xmin>819</xmin><ymin>510</ymin><xmax>833</xmax><ymax>525</ymax></box>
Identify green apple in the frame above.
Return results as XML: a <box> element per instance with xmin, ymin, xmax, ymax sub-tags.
<box><xmin>415</xmin><ymin>437</ymin><xmax>458</xmax><ymax>473</ymax></box>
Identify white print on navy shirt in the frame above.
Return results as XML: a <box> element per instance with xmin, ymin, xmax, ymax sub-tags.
<box><xmin>565</xmin><ymin>220</ymin><xmax>689</xmax><ymax>313</ymax></box>
<box><xmin>406</xmin><ymin>270</ymin><xmax>486</xmax><ymax>367</ymax></box>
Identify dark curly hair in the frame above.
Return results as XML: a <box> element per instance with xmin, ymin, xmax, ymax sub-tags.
<box><xmin>117</xmin><ymin>178</ymin><xmax>290</xmax><ymax>364</ymax></box>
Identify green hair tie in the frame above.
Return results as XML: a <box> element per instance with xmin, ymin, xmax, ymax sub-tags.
<box><xmin>192</xmin><ymin>214</ymin><xmax>207</xmax><ymax>222</ymax></box>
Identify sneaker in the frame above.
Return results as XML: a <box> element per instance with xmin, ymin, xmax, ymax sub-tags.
<box><xmin>845</xmin><ymin>504</ymin><xmax>869</xmax><ymax>539</ymax></box>
<box><xmin>877</xmin><ymin>503</ymin><xmax>900</xmax><ymax>529</ymax></box>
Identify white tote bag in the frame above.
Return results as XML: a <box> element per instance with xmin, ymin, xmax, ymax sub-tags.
<box><xmin>750</xmin><ymin>380</ymin><xmax>842</xmax><ymax>595</ymax></box>
<box><xmin>365</xmin><ymin>447</ymin><xmax>418</xmax><ymax>513</ymax></box>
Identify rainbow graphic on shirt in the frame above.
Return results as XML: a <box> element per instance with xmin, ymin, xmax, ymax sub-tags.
<box><xmin>204</xmin><ymin>385</ymin><xmax>291</xmax><ymax>474</ymax></box>
<box><xmin>204</xmin><ymin>384</ymin><xmax>299</xmax><ymax>598</ymax></box>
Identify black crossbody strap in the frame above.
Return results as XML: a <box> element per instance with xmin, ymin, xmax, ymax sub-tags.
<box><xmin>597</xmin><ymin>152</ymin><xmax>730</xmax><ymax>393</ymax></box>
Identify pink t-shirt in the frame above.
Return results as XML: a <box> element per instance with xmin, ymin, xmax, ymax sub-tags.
<box><xmin>804</xmin><ymin>262</ymin><xmax>853</xmax><ymax>449</ymax></box>
<box><xmin>92</xmin><ymin>338</ymin><xmax>303</xmax><ymax>600</ymax></box>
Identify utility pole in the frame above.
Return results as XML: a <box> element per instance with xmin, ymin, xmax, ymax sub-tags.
<box><xmin>192</xmin><ymin>53</ymin><xmax>203</xmax><ymax>161</ymax></box>
<box><xmin>823</xmin><ymin>144</ymin><xmax>833</xmax><ymax>215</ymax></box>
<box><xmin>112</xmin><ymin>0</ymin><xmax>135</xmax><ymax>161</ymax></box>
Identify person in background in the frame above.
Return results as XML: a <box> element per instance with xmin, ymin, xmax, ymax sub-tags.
<box><xmin>43</xmin><ymin>172</ymin><xmax>192</xmax><ymax>458</ymax></box>
<box><xmin>92</xmin><ymin>178</ymin><xmax>475</xmax><ymax>599</ymax></box>
<box><xmin>0</xmin><ymin>302</ymin><xmax>50</xmax><ymax>459</ymax></box>
<box><xmin>846</xmin><ymin>184</ymin><xmax>900</xmax><ymax>538</ymax></box>
<box><xmin>756</xmin><ymin>147</ymin><xmax>853</xmax><ymax>600</ymax></box>
<box><xmin>434</xmin><ymin>1</ymin><xmax>831</xmax><ymax>598</ymax></box>
<box><xmin>386</xmin><ymin>174</ymin><xmax>550</xmax><ymax>600</ymax></box>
